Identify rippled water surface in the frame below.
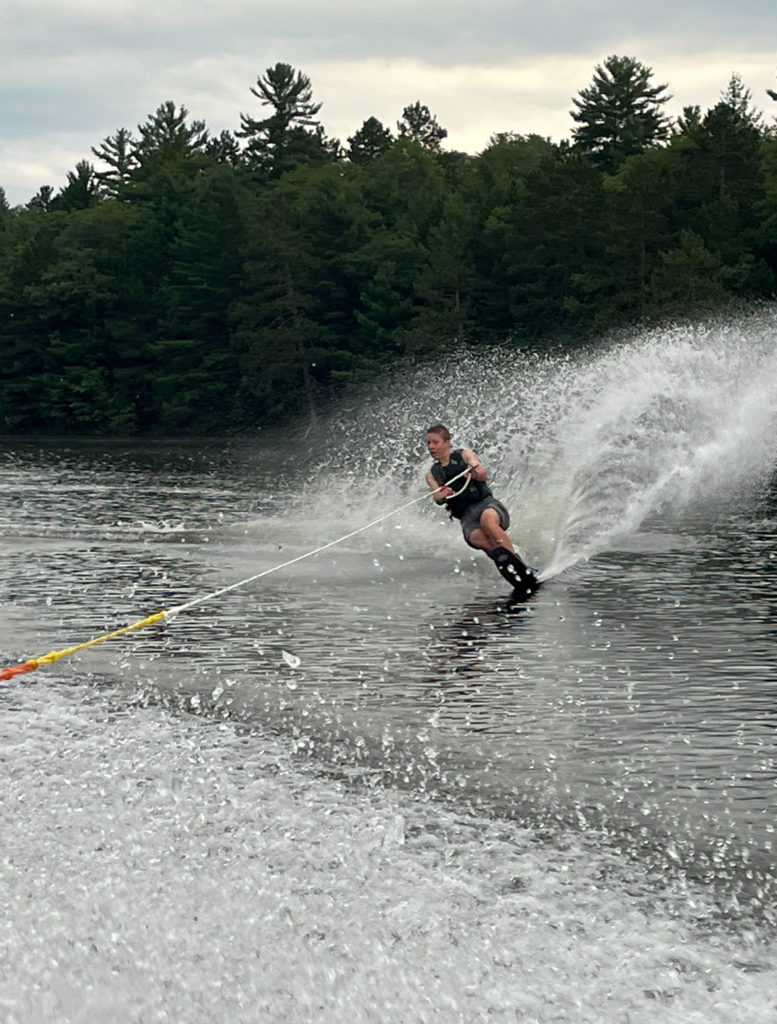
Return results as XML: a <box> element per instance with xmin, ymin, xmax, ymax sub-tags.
<box><xmin>2</xmin><ymin>314</ymin><xmax>777</xmax><ymax>1022</ymax></box>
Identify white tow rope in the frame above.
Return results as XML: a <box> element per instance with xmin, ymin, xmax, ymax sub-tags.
<box><xmin>167</xmin><ymin>465</ymin><xmax>475</xmax><ymax>617</ymax></box>
<box><xmin>0</xmin><ymin>465</ymin><xmax>492</xmax><ymax>683</ymax></box>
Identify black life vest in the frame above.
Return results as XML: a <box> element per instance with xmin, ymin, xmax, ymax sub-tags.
<box><xmin>430</xmin><ymin>449</ymin><xmax>492</xmax><ymax>519</ymax></box>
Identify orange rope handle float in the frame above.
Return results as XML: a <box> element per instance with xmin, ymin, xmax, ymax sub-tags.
<box><xmin>0</xmin><ymin>611</ymin><xmax>168</xmax><ymax>682</ymax></box>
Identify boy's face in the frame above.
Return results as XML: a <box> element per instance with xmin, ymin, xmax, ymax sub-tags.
<box><xmin>426</xmin><ymin>431</ymin><xmax>450</xmax><ymax>460</ymax></box>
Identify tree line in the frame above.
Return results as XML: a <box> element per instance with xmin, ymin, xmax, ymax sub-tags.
<box><xmin>1</xmin><ymin>56</ymin><xmax>776</xmax><ymax>435</ymax></box>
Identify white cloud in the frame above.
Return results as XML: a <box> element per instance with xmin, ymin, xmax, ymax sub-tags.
<box><xmin>1</xmin><ymin>1</ymin><xmax>775</xmax><ymax>205</ymax></box>
<box><xmin>305</xmin><ymin>57</ymin><xmax>594</xmax><ymax>151</ymax></box>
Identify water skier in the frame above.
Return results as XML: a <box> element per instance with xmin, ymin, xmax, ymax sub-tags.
<box><xmin>424</xmin><ymin>423</ymin><xmax>538</xmax><ymax>597</ymax></box>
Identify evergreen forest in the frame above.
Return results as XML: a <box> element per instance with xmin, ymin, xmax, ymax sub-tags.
<box><xmin>2</xmin><ymin>57</ymin><xmax>777</xmax><ymax>435</ymax></box>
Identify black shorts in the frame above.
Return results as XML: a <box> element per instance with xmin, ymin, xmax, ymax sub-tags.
<box><xmin>460</xmin><ymin>498</ymin><xmax>510</xmax><ymax>547</ymax></box>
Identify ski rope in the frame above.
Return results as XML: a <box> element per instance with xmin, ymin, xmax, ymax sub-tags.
<box><xmin>1</xmin><ymin>466</ymin><xmax>475</xmax><ymax>682</ymax></box>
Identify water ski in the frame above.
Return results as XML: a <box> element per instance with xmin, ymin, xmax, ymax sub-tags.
<box><xmin>489</xmin><ymin>546</ymin><xmax>539</xmax><ymax>600</ymax></box>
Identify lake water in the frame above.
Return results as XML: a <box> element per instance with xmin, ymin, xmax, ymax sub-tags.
<box><xmin>2</xmin><ymin>312</ymin><xmax>776</xmax><ymax>1022</ymax></box>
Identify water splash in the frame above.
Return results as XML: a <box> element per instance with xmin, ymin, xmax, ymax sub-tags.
<box><xmin>304</xmin><ymin>308</ymin><xmax>777</xmax><ymax>578</ymax></box>
<box><xmin>511</xmin><ymin>315</ymin><xmax>777</xmax><ymax>578</ymax></box>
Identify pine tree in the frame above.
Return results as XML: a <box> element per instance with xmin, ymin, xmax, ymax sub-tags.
<box><xmin>237</xmin><ymin>63</ymin><xmax>331</xmax><ymax>175</ymax></box>
<box><xmin>135</xmin><ymin>101</ymin><xmax>209</xmax><ymax>164</ymax></box>
<box><xmin>397</xmin><ymin>102</ymin><xmax>448</xmax><ymax>153</ymax></box>
<box><xmin>51</xmin><ymin>161</ymin><xmax>101</xmax><ymax>211</ymax></box>
<box><xmin>91</xmin><ymin>127</ymin><xmax>139</xmax><ymax>196</ymax></box>
<box><xmin>571</xmin><ymin>56</ymin><xmax>672</xmax><ymax>172</ymax></box>
<box><xmin>26</xmin><ymin>186</ymin><xmax>55</xmax><ymax>213</ymax></box>
<box><xmin>670</xmin><ymin>74</ymin><xmax>770</xmax><ymax>299</ymax></box>
<box><xmin>206</xmin><ymin>130</ymin><xmax>242</xmax><ymax>165</ymax></box>
<box><xmin>347</xmin><ymin>117</ymin><xmax>393</xmax><ymax>165</ymax></box>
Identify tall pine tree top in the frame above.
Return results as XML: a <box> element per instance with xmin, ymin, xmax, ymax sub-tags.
<box><xmin>571</xmin><ymin>55</ymin><xmax>672</xmax><ymax>172</ymax></box>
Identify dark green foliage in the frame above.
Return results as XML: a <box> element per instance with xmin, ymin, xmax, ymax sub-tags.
<box><xmin>397</xmin><ymin>102</ymin><xmax>448</xmax><ymax>153</ymax></box>
<box><xmin>237</xmin><ymin>63</ymin><xmax>337</xmax><ymax>178</ymax></box>
<box><xmin>2</xmin><ymin>57</ymin><xmax>777</xmax><ymax>436</ymax></box>
<box><xmin>347</xmin><ymin>117</ymin><xmax>394</xmax><ymax>165</ymax></box>
<box><xmin>0</xmin><ymin>214</ymin><xmax>62</xmax><ymax>429</ymax></box>
<box><xmin>500</xmin><ymin>149</ymin><xmax>612</xmax><ymax>337</ymax></box>
<box><xmin>153</xmin><ymin>165</ymin><xmax>250</xmax><ymax>431</ymax></box>
<box><xmin>756</xmin><ymin>133</ymin><xmax>777</xmax><ymax>280</ymax></box>
<box><xmin>0</xmin><ymin>202</ymin><xmax>161</xmax><ymax>432</ymax></box>
<box><xmin>402</xmin><ymin>189</ymin><xmax>479</xmax><ymax>351</ymax></box>
<box><xmin>233</xmin><ymin>163</ymin><xmax>377</xmax><ymax>424</ymax></box>
<box><xmin>603</xmin><ymin>147</ymin><xmax>677</xmax><ymax>320</ymax></box>
<box><xmin>668</xmin><ymin>75</ymin><xmax>770</xmax><ymax>296</ymax></box>
<box><xmin>26</xmin><ymin>186</ymin><xmax>55</xmax><ymax>214</ymax></box>
<box><xmin>206</xmin><ymin>130</ymin><xmax>242</xmax><ymax>166</ymax></box>
<box><xmin>136</xmin><ymin>100</ymin><xmax>210</xmax><ymax>164</ymax></box>
<box><xmin>468</xmin><ymin>134</ymin><xmax>558</xmax><ymax>330</ymax></box>
<box><xmin>572</xmin><ymin>55</ymin><xmax>672</xmax><ymax>173</ymax></box>
<box><xmin>647</xmin><ymin>229</ymin><xmax>727</xmax><ymax>312</ymax></box>
<box><xmin>51</xmin><ymin>161</ymin><xmax>102</xmax><ymax>212</ymax></box>
<box><xmin>92</xmin><ymin>128</ymin><xmax>139</xmax><ymax>196</ymax></box>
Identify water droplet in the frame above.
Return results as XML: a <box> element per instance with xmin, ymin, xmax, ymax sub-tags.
<box><xmin>282</xmin><ymin>650</ymin><xmax>301</xmax><ymax>669</ymax></box>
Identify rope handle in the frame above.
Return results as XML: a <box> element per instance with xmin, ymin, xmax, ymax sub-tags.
<box><xmin>436</xmin><ymin>467</ymin><xmax>474</xmax><ymax>500</ymax></box>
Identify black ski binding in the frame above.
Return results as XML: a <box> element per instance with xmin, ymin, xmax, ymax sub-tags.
<box><xmin>489</xmin><ymin>546</ymin><xmax>539</xmax><ymax>599</ymax></box>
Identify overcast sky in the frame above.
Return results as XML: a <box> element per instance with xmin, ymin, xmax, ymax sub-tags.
<box><xmin>2</xmin><ymin>0</ymin><xmax>776</xmax><ymax>206</ymax></box>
